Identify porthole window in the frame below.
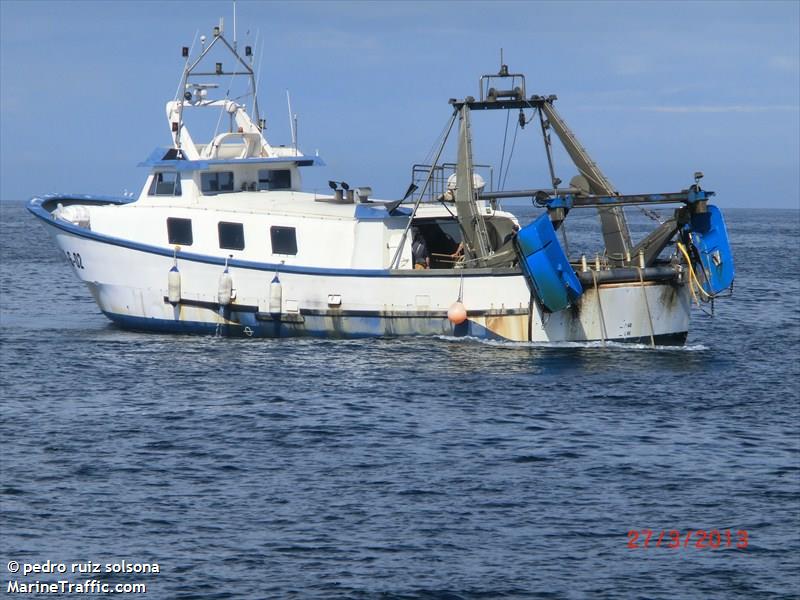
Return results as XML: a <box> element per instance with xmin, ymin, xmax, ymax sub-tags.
<box><xmin>270</xmin><ymin>226</ymin><xmax>297</xmax><ymax>255</ymax></box>
<box><xmin>218</xmin><ymin>222</ymin><xmax>245</xmax><ymax>250</ymax></box>
<box><xmin>166</xmin><ymin>217</ymin><xmax>193</xmax><ymax>246</ymax></box>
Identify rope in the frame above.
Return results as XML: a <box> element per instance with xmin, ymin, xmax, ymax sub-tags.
<box><xmin>436</xmin><ymin>198</ymin><xmax>457</xmax><ymax>218</ymax></box>
<box><xmin>592</xmin><ymin>270</ymin><xmax>607</xmax><ymax>347</ymax></box>
<box><xmin>560</xmin><ymin>223</ymin><xmax>571</xmax><ymax>259</ymax></box>
<box><xmin>527</xmin><ymin>293</ymin><xmax>534</xmax><ymax>342</ymax></box>
<box><xmin>637</xmin><ymin>268</ymin><xmax>656</xmax><ymax>347</ymax></box>
<box><xmin>677</xmin><ymin>242</ymin><xmax>713</xmax><ymax>301</ymax></box>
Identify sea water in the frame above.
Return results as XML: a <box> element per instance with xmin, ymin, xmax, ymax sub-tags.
<box><xmin>1</xmin><ymin>202</ymin><xmax>798</xmax><ymax>598</ymax></box>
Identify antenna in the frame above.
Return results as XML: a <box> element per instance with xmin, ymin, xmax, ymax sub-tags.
<box><xmin>252</xmin><ymin>35</ymin><xmax>263</xmax><ymax>123</ymax></box>
<box><xmin>233</xmin><ymin>0</ymin><xmax>237</xmax><ymax>50</ymax></box>
<box><xmin>286</xmin><ymin>90</ymin><xmax>297</xmax><ymax>153</ymax></box>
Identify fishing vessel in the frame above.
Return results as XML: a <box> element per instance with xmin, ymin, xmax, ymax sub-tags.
<box><xmin>28</xmin><ymin>20</ymin><xmax>734</xmax><ymax>344</ymax></box>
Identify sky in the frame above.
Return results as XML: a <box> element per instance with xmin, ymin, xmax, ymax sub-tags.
<box><xmin>1</xmin><ymin>0</ymin><xmax>798</xmax><ymax>208</ymax></box>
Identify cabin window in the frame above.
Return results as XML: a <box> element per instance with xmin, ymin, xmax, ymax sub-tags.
<box><xmin>218</xmin><ymin>222</ymin><xmax>245</xmax><ymax>250</ymax></box>
<box><xmin>270</xmin><ymin>226</ymin><xmax>297</xmax><ymax>255</ymax></box>
<box><xmin>202</xmin><ymin>171</ymin><xmax>235</xmax><ymax>194</ymax></box>
<box><xmin>166</xmin><ymin>217</ymin><xmax>193</xmax><ymax>246</ymax></box>
<box><xmin>257</xmin><ymin>170</ymin><xmax>270</xmax><ymax>191</ymax></box>
<box><xmin>258</xmin><ymin>169</ymin><xmax>291</xmax><ymax>191</ymax></box>
<box><xmin>149</xmin><ymin>172</ymin><xmax>182</xmax><ymax>196</ymax></box>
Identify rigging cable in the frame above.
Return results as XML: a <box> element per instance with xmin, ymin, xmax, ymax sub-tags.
<box><xmin>389</xmin><ymin>111</ymin><xmax>459</xmax><ymax>268</ymax></box>
<box><xmin>423</xmin><ymin>114</ymin><xmax>454</xmax><ymax>166</ymax></box>
<box><xmin>414</xmin><ymin>113</ymin><xmax>457</xmax><ymax>204</ymax></box>
<box><xmin>497</xmin><ymin>109</ymin><xmax>512</xmax><ymax>190</ymax></box>
<box><xmin>500</xmin><ymin>120</ymin><xmax>520</xmax><ymax>190</ymax></box>
<box><xmin>500</xmin><ymin>109</ymin><xmax>536</xmax><ymax>191</ymax></box>
<box><xmin>638</xmin><ymin>206</ymin><xmax>664</xmax><ymax>224</ymax></box>
<box><xmin>251</xmin><ymin>31</ymin><xmax>264</xmax><ymax>123</ymax></box>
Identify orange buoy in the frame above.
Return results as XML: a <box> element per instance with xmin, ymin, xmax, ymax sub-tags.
<box><xmin>447</xmin><ymin>301</ymin><xmax>467</xmax><ymax>325</ymax></box>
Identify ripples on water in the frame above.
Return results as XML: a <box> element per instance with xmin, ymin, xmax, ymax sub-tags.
<box><xmin>1</xmin><ymin>203</ymin><xmax>798</xmax><ymax>598</ymax></box>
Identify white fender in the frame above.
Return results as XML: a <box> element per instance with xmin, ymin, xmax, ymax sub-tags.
<box><xmin>218</xmin><ymin>269</ymin><xmax>233</xmax><ymax>306</ymax></box>
<box><xmin>168</xmin><ymin>266</ymin><xmax>181</xmax><ymax>305</ymax></box>
<box><xmin>269</xmin><ymin>274</ymin><xmax>282</xmax><ymax>314</ymax></box>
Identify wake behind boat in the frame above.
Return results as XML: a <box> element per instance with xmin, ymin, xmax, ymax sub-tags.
<box><xmin>28</xmin><ymin>19</ymin><xmax>734</xmax><ymax>344</ymax></box>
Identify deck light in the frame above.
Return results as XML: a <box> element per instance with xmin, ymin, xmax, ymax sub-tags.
<box><xmin>328</xmin><ymin>181</ymin><xmax>338</xmax><ymax>190</ymax></box>
<box><xmin>213</xmin><ymin>26</ymin><xmax>220</xmax><ymax>37</ymax></box>
<box><xmin>215</xmin><ymin>62</ymin><xmax>223</xmax><ymax>75</ymax></box>
<box><xmin>258</xmin><ymin>119</ymin><xmax>265</xmax><ymax>130</ymax></box>
<box><xmin>341</xmin><ymin>182</ymin><xmax>350</xmax><ymax>191</ymax></box>
<box><xmin>171</xmin><ymin>122</ymin><xmax>179</xmax><ymax>132</ymax></box>
<box><xmin>182</xmin><ymin>46</ymin><xmax>189</xmax><ymax>58</ymax></box>
<box><xmin>694</xmin><ymin>171</ymin><xmax>704</xmax><ymax>183</ymax></box>
<box><xmin>245</xmin><ymin>46</ymin><xmax>252</xmax><ymax>57</ymax></box>
<box><xmin>184</xmin><ymin>91</ymin><xmax>192</xmax><ymax>101</ymax></box>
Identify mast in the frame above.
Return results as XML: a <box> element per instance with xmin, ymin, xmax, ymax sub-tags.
<box><xmin>454</xmin><ymin>104</ymin><xmax>493</xmax><ymax>264</ymax></box>
<box><xmin>172</xmin><ymin>21</ymin><xmax>263</xmax><ymax>155</ymax></box>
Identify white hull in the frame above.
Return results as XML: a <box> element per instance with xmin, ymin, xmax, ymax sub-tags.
<box><xmin>43</xmin><ymin>217</ymin><xmax>691</xmax><ymax>344</ymax></box>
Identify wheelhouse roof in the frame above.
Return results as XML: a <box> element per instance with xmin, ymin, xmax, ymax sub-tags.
<box><xmin>137</xmin><ymin>147</ymin><xmax>325</xmax><ymax>172</ymax></box>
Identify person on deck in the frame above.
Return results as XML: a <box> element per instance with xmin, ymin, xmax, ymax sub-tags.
<box><xmin>411</xmin><ymin>228</ymin><xmax>430</xmax><ymax>270</ymax></box>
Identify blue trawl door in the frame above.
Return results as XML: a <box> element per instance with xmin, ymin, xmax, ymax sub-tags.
<box><xmin>688</xmin><ymin>205</ymin><xmax>735</xmax><ymax>295</ymax></box>
<box><xmin>515</xmin><ymin>214</ymin><xmax>583</xmax><ymax>312</ymax></box>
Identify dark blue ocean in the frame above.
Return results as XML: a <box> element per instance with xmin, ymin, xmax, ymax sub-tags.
<box><xmin>1</xmin><ymin>201</ymin><xmax>798</xmax><ymax>599</ymax></box>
